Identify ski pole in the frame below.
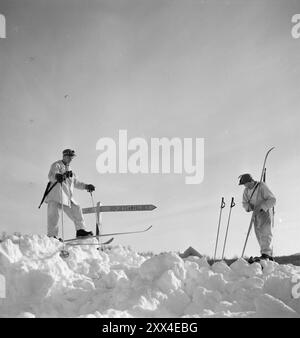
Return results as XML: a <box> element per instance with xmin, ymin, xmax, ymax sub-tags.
<box><xmin>61</xmin><ymin>183</ymin><xmax>65</xmax><ymax>241</ymax></box>
<box><xmin>90</xmin><ymin>192</ymin><xmax>102</xmax><ymax>249</ymax></box>
<box><xmin>241</xmin><ymin>147</ymin><xmax>275</xmax><ymax>257</ymax></box>
<box><xmin>60</xmin><ymin>182</ymin><xmax>69</xmax><ymax>258</ymax></box>
<box><xmin>213</xmin><ymin>197</ymin><xmax>226</xmax><ymax>261</ymax></box>
<box><xmin>221</xmin><ymin>197</ymin><xmax>235</xmax><ymax>260</ymax></box>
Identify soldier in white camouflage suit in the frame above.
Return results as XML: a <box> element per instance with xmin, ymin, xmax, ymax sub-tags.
<box><xmin>239</xmin><ymin>173</ymin><xmax>276</xmax><ymax>261</ymax></box>
<box><xmin>45</xmin><ymin>149</ymin><xmax>95</xmax><ymax>239</ymax></box>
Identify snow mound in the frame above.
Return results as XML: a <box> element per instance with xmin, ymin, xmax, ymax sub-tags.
<box><xmin>0</xmin><ymin>234</ymin><xmax>300</xmax><ymax>318</ymax></box>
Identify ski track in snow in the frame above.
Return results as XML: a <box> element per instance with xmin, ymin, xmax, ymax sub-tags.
<box><xmin>0</xmin><ymin>234</ymin><xmax>300</xmax><ymax>318</ymax></box>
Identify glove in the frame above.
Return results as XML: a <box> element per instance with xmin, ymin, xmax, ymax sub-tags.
<box><xmin>254</xmin><ymin>204</ymin><xmax>264</xmax><ymax>214</ymax></box>
<box><xmin>246</xmin><ymin>203</ymin><xmax>254</xmax><ymax>212</ymax></box>
<box><xmin>55</xmin><ymin>173</ymin><xmax>64</xmax><ymax>183</ymax></box>
<box><xmin>86</xmin><ymin>184</ymin><xmax>95</xmax><ymax>192</ymax></box>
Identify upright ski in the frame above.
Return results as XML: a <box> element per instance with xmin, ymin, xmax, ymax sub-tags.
<box><xmin>241</xmin><ymin>147</ymin><xmax>275</xmax><ymax>258</ymax></box>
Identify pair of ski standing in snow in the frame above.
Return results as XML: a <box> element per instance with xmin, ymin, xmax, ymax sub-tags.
<box><xmin>41</xmin><ymin>148</ymin><xmax>276</xmax><ymax>259</ymax></box>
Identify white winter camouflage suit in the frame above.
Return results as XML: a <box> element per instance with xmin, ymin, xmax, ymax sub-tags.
<box><xmin>242</xmin><ymin>182</ymin><xmax>276</xmax><ymax>256</ymax></box>
<box><xmin>45</xmin><ymin>160</ymin><xmax>88</xmax><ymax>237</ymax></box>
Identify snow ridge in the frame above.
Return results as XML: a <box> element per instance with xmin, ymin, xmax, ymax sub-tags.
<box><xmin>0</xmin><ymin>234</ymin><xmax>300</xmax><ymax>318</ymax></box>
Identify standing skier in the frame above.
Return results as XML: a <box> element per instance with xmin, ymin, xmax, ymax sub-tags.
<box><xmin>45</xmin><ymin>149</ymin><xmax>96</xmax><ymax>239</ymax></box>
<box><xmin>239</xmin><ymin>173</ymin><xmax>276</xmax><ymax>261</ymax></box>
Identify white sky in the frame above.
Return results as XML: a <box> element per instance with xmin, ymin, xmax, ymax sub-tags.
<box><xmin>0</xmin><ymin>0</ymin><xmax>300</xmax><ymax>257</ymax></box>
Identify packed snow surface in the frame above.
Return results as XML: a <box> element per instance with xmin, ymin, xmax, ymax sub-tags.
<box><xmin>0</xmin><ymin>234</ymin><xmax>300</xmax><ymax>318</ymax></box>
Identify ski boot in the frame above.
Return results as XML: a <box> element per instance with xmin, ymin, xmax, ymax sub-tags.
<box><xmin>248</xmin><ymin>256</ymin><xmax>261</xmax><ymax>264</ymax></box>
<box><xmin>76</xmin><ymin>229</ymin><xmax>94</xmax><ymax>239</ymax></box>
<box><xmin>260</xmin><ymin>253</ymin><xmax>274</xmax><ymax>261</ymax></box>
<box><xmin>49</xmin><ymin>236</ymin><xmax>63</xmax><ymax>242</ymax></box>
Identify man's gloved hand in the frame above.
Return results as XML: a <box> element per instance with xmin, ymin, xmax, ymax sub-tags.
<box><xmin>86</xmin><ymin>184</ymin><xmax>95</xmax><ymax>192</ymax></box>
<box><xmin>246</xmin><ymin>203</ymin><xmax>254</xmax><ymax>212</ymax></box>
<box><xmin>254</xmin><ymin>204</ymin><xmax>264</xmax><ymax>214</ymax></box>
<box><xmin>55</xmin><ymin>173</ymin><xmax>65</xmax><ymax>183</ymax></box>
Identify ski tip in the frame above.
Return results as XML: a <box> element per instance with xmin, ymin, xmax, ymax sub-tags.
<box><xmin>105</xmin><ymin>237</ymin><xmax>114</xmax><ymax>244</ymax></box>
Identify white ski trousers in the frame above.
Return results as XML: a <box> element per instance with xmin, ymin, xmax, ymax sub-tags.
<box><xmin>254</xmin><ymin>209</ymin><xmax>273</xmax><ymax>256</ymax></box>
<box><xmin>47</xmin><ymin>201</ymin><xmax>86</xmax><ymax>237</ymax></box>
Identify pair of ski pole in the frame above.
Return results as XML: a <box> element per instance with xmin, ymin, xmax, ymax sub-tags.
<box><xmin>213</xmin><ymin>197</ymin><xmax>236</xmax><ymax>261</ymax></box>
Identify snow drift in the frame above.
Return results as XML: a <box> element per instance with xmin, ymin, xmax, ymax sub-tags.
<box><xmin>0</xmin><ymin>233</ymin><xmax>300</xmax><ymax>318</ymax></box>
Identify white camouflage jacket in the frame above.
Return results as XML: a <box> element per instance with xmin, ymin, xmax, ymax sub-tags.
<box><xmin>45</xmin><ymin>160</ymin><xmax>87</xmax><ymax>206</ymax></box>
<box><xmin>242</xmin><ymin>182</ymin><xmax>276</xmax><ymax>213</ymax></box>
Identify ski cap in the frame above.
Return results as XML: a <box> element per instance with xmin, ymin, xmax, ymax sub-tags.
<box><xmin>238</xmin><ymin>173</ymin><xmax>253</xmax><ymax>185</ymax></box>
<box><xmin>62</xmin><ymin>149</ymin><xmax>76</xmax><ymax>157</ymax></box>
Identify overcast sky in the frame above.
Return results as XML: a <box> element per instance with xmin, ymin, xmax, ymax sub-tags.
<box><xmin>0</xmin><ymin>0</ymin><xmax>300</xmax><ymax>257</ymax></box>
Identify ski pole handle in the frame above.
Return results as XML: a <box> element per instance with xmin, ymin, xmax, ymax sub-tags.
<box><xmin>221</xmin><ymin>197</ymin><xmax>226</xmax><ymax>209</ymax></box>
<box><xmin>230</xmin><ymin>197</ymin><xmax>235</xmax><ymax>208</ymax></box>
